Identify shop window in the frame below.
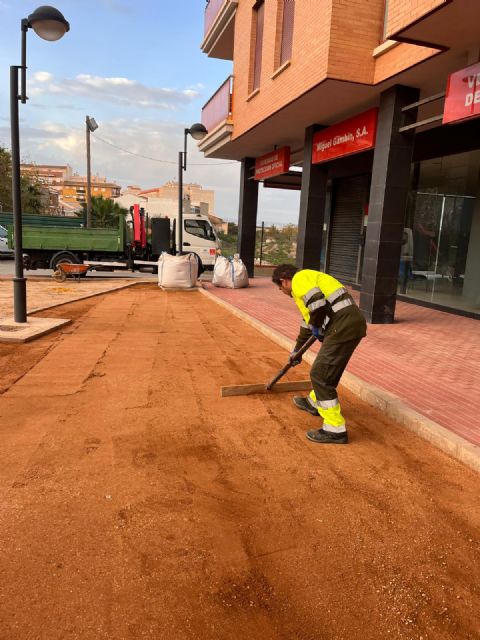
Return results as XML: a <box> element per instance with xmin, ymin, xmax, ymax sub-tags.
<box><xmin>279</xmin><ymin>0</ymin><xmax>295</xmax><ymax>66</ymax></box>
<box><xmin>399</xmin><ymin>151</ymin><xmax>480</xmax><ymax>316</ymax></box>
<box><xmin>251</xmin><ymin>1</ymin><xmax>265</xmax><ymax>92</ymax></box>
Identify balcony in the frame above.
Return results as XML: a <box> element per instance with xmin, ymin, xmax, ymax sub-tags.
<box><xmin>201</xmin><ymin>0</ymin><xmax>238</xmax><ymax>60</ymax></box>
<box><xmin>198</xmin><ymin>76</ymin><xmax>234</xmax><ymax>157</ymax></box>
<box><xmin>388</xmin><ymin>0</ymin><xmax>480</xmax><ymax>51</ymax></box>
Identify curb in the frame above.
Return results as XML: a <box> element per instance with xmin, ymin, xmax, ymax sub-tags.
<box><xmin>27</xmin><ymin>280</ymin><xmax>151</xmax><ymax>316</ymax></box>
<box><xmin>199</xmin><ymin>286</ymin><xmax>480</xmax><ymax>474</ymax></box>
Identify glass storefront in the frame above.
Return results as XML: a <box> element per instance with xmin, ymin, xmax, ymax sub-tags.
<box><xmin>399</xmin><ymin>150</ymin><xmax>480</xmax><ymax>315</ymax></box>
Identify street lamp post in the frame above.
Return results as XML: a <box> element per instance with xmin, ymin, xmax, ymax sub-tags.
<box><xmin>85</xmin><ymin>115</ymin><xmax>98</xmax><ymax>228</ymax></box>
<box><xmin>10</xmin><ymin>5</ymin><xmax>69</xmax><ymax>323</ymax></box>
<box><xmin>177</xmin><ymin>123</ymin><xmax>208</xmax><ymax>254</ymax></box>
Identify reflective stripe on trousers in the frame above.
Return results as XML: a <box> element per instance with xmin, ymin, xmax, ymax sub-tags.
<box><xmin>307</xmin><ymin>392</ymin><xmax>346</xmax><ymax>432</ymax></box>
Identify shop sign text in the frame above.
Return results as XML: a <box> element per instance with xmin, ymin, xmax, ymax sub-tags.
<box><xmin>443</xmin><ymin>62</ymin><xmax>480</xmax><ymax>124</ymax></box>
<box><xmin>312</xmin><ymin>108</ymin><xmax>378</xmax><ymax>164</ymax></box>
<box><xmin>254</xmin><ymin>146</ymin><xmax>291</xmax><ymax>180</ymax></box>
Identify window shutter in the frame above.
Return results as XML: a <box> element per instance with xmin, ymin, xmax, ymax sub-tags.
<box><xmin>253</xmin><ymin>1</ymin><xmax>265</xmax><ymax>90</ymax></box>
<box><xmin>280</xmin><ymin>0</ymin><xmax>295</xmax><ymax>66</ymax></box>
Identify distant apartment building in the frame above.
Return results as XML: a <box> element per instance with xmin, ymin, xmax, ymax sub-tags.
<box><xmin>20</xmin><ymin>163</ymin><xmax>73</xmax><ymax>188</ymax></box>
<box><xmin>115</xmin><ymin>182</ymin><xmax>228</xmax><ymax>232</ymax></box>
<box><xmin>208</xmin><ymin>214</ymin><xmax>229</xmax><ymax>234</ymax></box>
<box><xmin>138</xmin><ymin>181</ymin><xmax>215</xmax><ymax>216</ymax></box>
<box><xmin>62</xmin><ymin>175</ymin><xmax>121</xmax><ymax>205</ymax></box>
<box><xmin>20</xmin><ymin>163</ymin><xmax>121</xmax><ymax>213</ymax></box>
<box><xmin>199</xmin><ymin>0</ymin><xmax>480</xmax><ymax>321</ymax></box>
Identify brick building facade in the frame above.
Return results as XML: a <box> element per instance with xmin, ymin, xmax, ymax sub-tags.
<box><xmin>199</xmin><ymin>0</ymin><xmax>480</xmax><ymax>321</ymax></box>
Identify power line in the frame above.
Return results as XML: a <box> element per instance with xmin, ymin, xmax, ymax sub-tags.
<box><xmin>91</xmin><ymin>133</ymin><xmax>237</xmax><ymax>166</ymax></box>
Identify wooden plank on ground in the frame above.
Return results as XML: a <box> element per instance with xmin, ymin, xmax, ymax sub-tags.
<box><xmin>221</xmin><ymin>379</ymin><xmax>311</xmax><ymax>398</ymax></box>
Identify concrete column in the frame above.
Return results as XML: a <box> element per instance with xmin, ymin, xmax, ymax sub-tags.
<box><xmin>360</xmin><ymin>85</ymin><xmax>419</xmax><ymax>323</ymax></box>
<box><xmin>296</xmin><ymin>125</ymin><xmax>327</xmax><ymax>269</ymax></box>
<box><xmin>237</xmin><ymin>157</ymin><xmax>258</xmax><ymax>277</ymax></box>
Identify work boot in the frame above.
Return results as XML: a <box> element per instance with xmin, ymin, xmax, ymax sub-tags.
<box><xmin>293</xmin><ymin>396</ymin><xmax>320</xmax><ymax>417</ymax></box>
<box><xmin>306</xmin><ymin>428</ymin><xmax>348</xmax><ymax>444</ymax></box>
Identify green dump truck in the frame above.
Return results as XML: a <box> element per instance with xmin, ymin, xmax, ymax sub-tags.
<box><xmin>1</xmin><ymin>213</ymin><xmax>132</xmax><ymax>269</ymax></box>
<box><xmin>1</xmin><ymin>206</ymin><xmax>218</xmax><ymax>273</ymax></box>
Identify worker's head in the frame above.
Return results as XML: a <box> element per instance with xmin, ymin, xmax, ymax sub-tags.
<box><xmin>272</xmin><ymin>263</ymin><xmax>297</xmax><ymax>296</ymax></box>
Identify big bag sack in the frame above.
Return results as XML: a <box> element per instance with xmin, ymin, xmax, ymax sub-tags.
<box><xmin>158</xmin><ymin>253</ymin><xmax>198</xmax><ymax>289</ymax></box>
<box><xmin>212</xmin><ymin>255</ymin><xmax>249</xmax><ymax>289</ymax></box>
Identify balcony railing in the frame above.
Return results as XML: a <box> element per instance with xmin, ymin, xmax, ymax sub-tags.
<box><xmin>204</xmin><ymin>0</ymin><xmax>226</xmax><ymax>36</ymax></box>
<box><xmin>202</xmin><ymin>0</ymin><xmax>237</xmax><ymax>59</ymax></box>
<box><xmin>202</xmin><ymin>76</ymin><xmax>233</xmax><ymax>134</ymax></box>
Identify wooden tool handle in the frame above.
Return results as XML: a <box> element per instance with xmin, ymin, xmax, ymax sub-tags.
<box><xmin>265</xmin><ymin>334</ymin><xmax>317</xmax><ymax>390</ymax></box>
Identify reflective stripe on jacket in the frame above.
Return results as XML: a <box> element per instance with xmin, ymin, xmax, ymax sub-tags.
<box><xmin>291</xmin><ymin>270</ymin><xmax>349</xmax><ymax>325</ymax></box>
<box><xmin>291</xmin><ymin>269</ymin><xmax>366</xmax><ymax>344</ymax></box>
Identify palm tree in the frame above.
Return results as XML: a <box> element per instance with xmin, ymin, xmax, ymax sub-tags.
<box><xmin>79</xmin><ymin>195</ymin><xmax>127</xmax><ymax>228</ymax></box>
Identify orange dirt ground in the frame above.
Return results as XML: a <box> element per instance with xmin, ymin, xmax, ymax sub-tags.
<box><xmin>0</xmin><ymin>284</ymin><xmax>478</xmax><ymax>640</ymax></box>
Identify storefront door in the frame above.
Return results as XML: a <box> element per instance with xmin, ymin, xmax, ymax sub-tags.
<box><xmin>403</xmin><ymin>191</ymin><xmax>475</xmax><ymax>307</ymax></box>
<box><xmin>327</xmin><ymin>175</ymin><xmax>369</xmax><ymax>284</ymax></box>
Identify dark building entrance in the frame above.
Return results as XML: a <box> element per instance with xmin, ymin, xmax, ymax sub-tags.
<box><xmin>327</xmin><ymin>175</ymin><xmax>369</xmax><ymax>284</ymax></box>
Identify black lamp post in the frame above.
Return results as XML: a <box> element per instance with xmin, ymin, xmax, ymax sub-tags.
<box><xmin>177</xmin><ymin>123</ymin><xmax>208</xmax><ymax>254</ymax></box>
<box><xmin>11</xmin><ymin>5</ymin><xmax>69</xmax><ymax>323</ymax></box>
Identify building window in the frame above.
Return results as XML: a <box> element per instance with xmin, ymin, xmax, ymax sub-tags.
<box><xmin>279</xmin><ymin>0</ymin><xmax>295</xmax><ymax>66</ymax></box>
<box><xmin>251</xmin><ymin>1</ymin><xmax>265</xmax><ymax>92</ymax></box>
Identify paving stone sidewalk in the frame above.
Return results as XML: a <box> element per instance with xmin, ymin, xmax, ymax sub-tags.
<box><xmin>0</xmin><ymin>276</ymin><xmax>146</xmax><ymax>320</ymax></box>
<box><xmin>202</xmin><ymin>278</ymin><xmax>480</xmax><ymax>452</ymax></box>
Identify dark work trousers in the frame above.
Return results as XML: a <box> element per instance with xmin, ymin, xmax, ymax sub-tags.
<box><xmin>310</xmin><ymin>337</ymin><xmax>362</xmax><ymax>402</ymax></box>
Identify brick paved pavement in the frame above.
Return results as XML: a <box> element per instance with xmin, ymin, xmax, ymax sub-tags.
<box><xmin>0</xmin><ymin>276</ymin><xmax>147</xmax><ymax>320</ymax></box>
<box><xmin>203</xmin><ymin>278</ymin><xmax>480</xmax><ymax>448</ymax></box>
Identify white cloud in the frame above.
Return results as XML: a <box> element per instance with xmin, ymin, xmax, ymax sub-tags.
<box><xmin>33</xmin><ymin>71</ymin><xmax>53</xmax><ymax>83</ymax></box>
<box><xmin>28</xmin><ymin>72</ymin><xmax>201</xmax><ymax>110</ymax></box>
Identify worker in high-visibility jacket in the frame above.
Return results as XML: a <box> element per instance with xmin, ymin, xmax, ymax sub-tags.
<box><xmin>272</xmin><ymin>264</ymin><xmax>367</xmax><ymax>444</ymax></box>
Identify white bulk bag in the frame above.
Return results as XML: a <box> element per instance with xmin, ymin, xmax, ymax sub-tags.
<box><xmin>158</xmin><ymin>253</ymin><xmax>198</xmax><ymax>289</ymax></box>
<box><xmin>212</xmin><ymin>255</ymin><xmax>249</xmax><ymax>289</ymax></box>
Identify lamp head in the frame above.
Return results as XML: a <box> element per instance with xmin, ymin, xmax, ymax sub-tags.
<box><xmin>27</xmin><ymin>5</ymin><xmax>70</xmax><ymax>41</ymax></box>
<box><xmin>188</xmin><ymin>122</ymin><xmax>208</xmax><ymax>141</ymax></box>
<box><xmin>86</xmin><ymin>116</ymin><xmax>98</xmax><ymax>132</ymax></box>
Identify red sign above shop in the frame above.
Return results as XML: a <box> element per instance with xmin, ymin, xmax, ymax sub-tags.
<box><xmin>254</xmin><ymin>146</ymin><xmax>291</xmax><ymax>180</ymax></box>
<box><xmin>443</xmin><ymin>62</ymin><xmax>480</xmax><ymax>125</ymax></box>
<box><xmin>312</xmin><ymin>108</ymin><xmax>378</xmax><ymax>164</ymax></box>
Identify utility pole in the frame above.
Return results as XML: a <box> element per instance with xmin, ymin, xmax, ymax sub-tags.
<box><xmin>86</xmin><ymin>117</ymin><xmax>92</xmax><ymax>228</ymax></box>
<box><xmin>85</xmin><ymin>115</ymin><xmax>98</xmax><ymax>228</ymax></box>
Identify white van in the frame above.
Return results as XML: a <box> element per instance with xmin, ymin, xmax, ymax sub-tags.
<box><xmin>181</xmin><ymin>213</ymin><xmax>218</xmax><ymax>268</ymax></box>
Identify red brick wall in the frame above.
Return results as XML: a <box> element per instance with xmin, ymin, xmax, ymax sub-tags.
<box><xmin>385</xmin><ymin>0</ymin><xmax>448</xmax><ymax>38</ymax></box>
<box><xmin>227</xmin><ymin>0</ymin><xmax>442</xmax><ymax>141</ymax></box>
<box><xmin>232</xmin><ymin>0</ymin><xmax>332</xmax><ymax>138</ymax></box>
<box><xmin>374</xmin><ymin>42</ymin><xmax>440</xmax><ymax>84</ymax></box>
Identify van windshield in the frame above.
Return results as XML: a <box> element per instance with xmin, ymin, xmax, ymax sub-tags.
<box><xmin>184</xmin><ymin>219</ymin><xmax>215</xmax><ymax>240</ymax></box>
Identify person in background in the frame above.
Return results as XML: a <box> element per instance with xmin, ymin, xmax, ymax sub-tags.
<box><xmin>272</xmin><ymin>264</ymin><xmax>367</xmax><ymax>444</ymax></box>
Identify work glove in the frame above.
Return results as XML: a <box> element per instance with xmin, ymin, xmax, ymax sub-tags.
<box><xmin>289</xmin><ymin>350</ymin><xmax>302</xmax><ymax>367</ymax></box>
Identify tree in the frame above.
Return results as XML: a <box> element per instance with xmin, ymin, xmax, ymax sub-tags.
<box><xmin>0</xmin><ymin>146</ymin><xmax>13</xmax><ymax>212</ymax></box>
<box><xmin>20</xmin><ymin>176</ymin><xmax>44</xmax><ymax>214</ymax></box>
<box><xmin>0</xmin><ymin>145</ymin><xmax>45</xmax><ymax>214</ymax></box>
<box><xmin>78</xmin><ymin>195</ymin><xmax>128</xmax><ymax>228</ymax></box>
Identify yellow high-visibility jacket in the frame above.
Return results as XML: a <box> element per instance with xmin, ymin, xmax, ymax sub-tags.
<box><xmin>291</xmin><ymin>269</ymin><xmax>367</xmax><ymax>346</ymax></box>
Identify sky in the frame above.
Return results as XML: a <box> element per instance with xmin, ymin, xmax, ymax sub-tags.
<box><xmin>0</xmin><ymin>0</ymin><xmax>300</xmax><ymax>224</ymax></box>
